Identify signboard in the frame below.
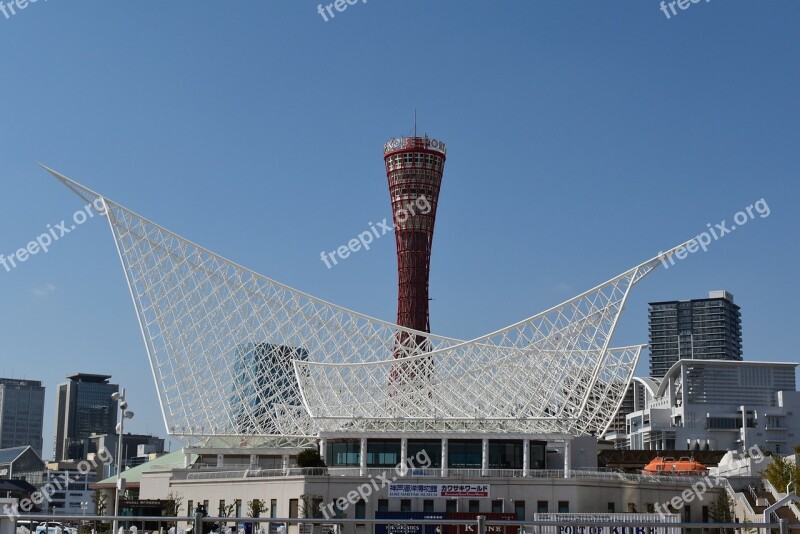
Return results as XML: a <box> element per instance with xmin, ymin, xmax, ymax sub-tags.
<box><xmin>119</xmin><ymin>499</ymin><xmax>164</xmax><ymax>507</ymax></box>
<box><xmin>389</xmin><ymin>483</ymin><xmax>490</xmax><ymax>499</ymax></box>
<box><xmin>384</xmin><ymin>137</ymin><xmax>447</xmax><ymax>155</ymax></box>
<box><xmin>534</xmin><ymin>513</ymin><xmax>680</xmax><ymax>534</ymax></box>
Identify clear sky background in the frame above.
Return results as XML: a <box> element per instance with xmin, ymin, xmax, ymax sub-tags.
<box><xmin>0</xmin><ymin>1</ymin><xmax>798</xmax><ymax>459</ymax></box>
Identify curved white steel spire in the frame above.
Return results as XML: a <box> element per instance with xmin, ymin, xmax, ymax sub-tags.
<box><xmin>42</xmin><ymin>165</ymin><xmax>684</xmax><ymax>439</ymax></box>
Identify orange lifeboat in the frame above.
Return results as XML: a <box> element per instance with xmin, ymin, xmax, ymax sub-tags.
<box><xmin>643</xmin><ymin>456</ymin><xmax>708</xmax><ymax>476</ymax></box>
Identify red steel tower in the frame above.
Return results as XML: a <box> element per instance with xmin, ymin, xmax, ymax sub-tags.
<box><xmin>383</xmin><ymin>135</ymin><xmax>447</xmax><ymax>359</ymax></box>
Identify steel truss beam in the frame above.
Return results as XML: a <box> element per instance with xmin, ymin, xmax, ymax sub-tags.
<box><xmin>43</xmin><ymin>166</ymin><xmax>684</xmax><ymax>439</ymax></box>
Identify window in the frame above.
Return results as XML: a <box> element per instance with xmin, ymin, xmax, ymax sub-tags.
<box><xmin>235</xmin><ymin>500</ymin><xmax>242</xmax><ymax>518</ymax></box>
<box><xmin>646</xmin><ymin>503</ymin><xmax>654</xmax><ymax>513</ymax></box>
<box><xmin>355</xmin><ymin>500</ymin><xmax>366</xmax><ymax>520</ymax></box>
<box><xmin>537</xmin><ymin>501</ymin><xmax>548</xmax><ymax>513</ymax></box>
<box><xmin>607</xmin><ymin>503</ymin><xmax>615</xmax><ymax>514</ymax></box>
<box><xmin>446</xmin><ymin>500</ymin><xmax>457</xmax><ymax>513</ymax></box>
<box><xmin>684</xmin><ymin>505</ymin><xmax>691</xmax><ymax>522</ymax></box>
<box><xmin>378</xmin><ymin>499</ymin><xmax>389</xmax><ymax>512</ymax></box>
<box><xmin>530</xmin><ymin>441</ymin><xmax>547</xmax><ymax>470</ymax></box>
<box><xmin>188</xmin><ymin>501</ymin><xmax>194</xmax><ymax>516</ymax></box>
<box><xmin>311</xmin><ymin>496</ymin><xmax>324</xmax><ymax>519</ymax></box>
<box><xmin>367</xmin><ymin>439</ymin><xmax>401</xmax><ymax>467</ymax></box>
<box><xmin>408</xmin><ymin>439</ymin><xmax>442</xmax><ymax>468</ymax></box>
<box><xmin>491</xmin><ymin>500</ymin><xmax>503</xmax><ymax>513</ymax></box>
<box><xmin>289</xmin><ymin>499</ymin><xmax>299</xmax><ymax>519</ymax></box>
<box><xmin>702</xmin><ymin>506</ymin><xmax>709</xmax><ymax>523</ymax></box>
<box><xmin>514</xmin><ymin>501</ymin><xmax>525</xmax><ymax>521</ymax></box>
<box><xmin>423</xmin><ymin>500</ymin><xmax>434</xmax><ymax>513</ymax></box>
<box><xmin>489</xmin><ymin>440</ymin><xmax>523</xmax><ymax>469</ymax></box>
<box><xmin>401</xmin><ymin>499</ymin><xmax>411</xmax><ymax>512</ymax></box>
<box><xmin>469</xmin><ymin>500</ymin><xmax>480</xmax><ymax>513</ymax></box>
<box><xmin>558</xmin><ymin>501</ymin><xmax>569</xmax><ymax>513</ymax></box>
<box><xmin>327</xmin><ymin>440</ymin><xmax>361</xmax><ymax>467</ymax></box>
<box><xmin>271</xmin><ymin>499</ymin><xmax>277</xmax><ymax>518</ymax></box>
<box><xmin>219</xmin><ymin>500</ymin><xmax>226</xmax><ymax>516</ymax></box>
<box><xmin>448</xmin><ymin>440</ymin><xmax>482</xmax><ymax>468</ymax></box>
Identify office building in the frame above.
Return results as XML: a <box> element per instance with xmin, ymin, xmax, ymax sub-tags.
<box><xmin>53</xmin><ymin>373</ymin><xmax>119</xmax><ymax>461</ymax></box>
<box><xmin>621</xmin><ymin>360</ymin><xmax>799</xmax><ymax>453</ymax></box>
<box><xmin>0</xmin><ymin>378</ymin><xmax>45</xmax><ymax>456</ymax></box>
<box><xmin>41</xmin><ymin>467</ymin><xmax>98</xmax><ymax>514</ymax></box>
<box><xmin>649</xmin><ymin>290</ymin><xmax>743</xmax><ymax>378</ymax></box>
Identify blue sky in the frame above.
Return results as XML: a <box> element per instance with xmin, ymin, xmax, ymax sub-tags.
<box><xmin>1</xmin><ymin>1</ymin><xmax>798</xmax><ymax>459</ymax></box>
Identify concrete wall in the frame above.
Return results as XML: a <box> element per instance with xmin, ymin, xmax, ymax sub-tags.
<box><xmin>140</xmin><ymin>471</ymin><xmax>724</xmax><ymax>534</ymax></box>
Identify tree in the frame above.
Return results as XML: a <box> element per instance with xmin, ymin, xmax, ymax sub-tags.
<box><xmin>709</xmin><ymin>490</ymin><xmax>735</xmax><ymax>533</ymax></box>
<box><xmin>219</xmin><ymin>502</ymin><xmax>237</xmax><ymax>528</ymax></box>
<box><xmin>764</xmin><ymin>454</ymin><xmax>795</xmax><ymax>492</ymax></box>
<box><xmin>247</xmin><ymin>499</ymin><xmax>264</xmax><ymax>518</ymax></box>
<box><xmin>297</xmin><ymin>449</ymin><xmax>326</xmax><ymax>468</ymax></box>
<box><xmin>220</xmin><ymin>503</ymin><xmax>236</xmax><ymax>518</ymax></box>
<box><xmin>299</xmin><ymin>494</ymin><xmax>324</xmax><ymax>519</ymax></box>
<box><xmin>92</xmin><ymin>490</ymin><xmax>108</xmax><ymax>516</ymax></box>
<box><xmin>165</xmin><ymin>492</ymin><xmax>184</xmax><ymax>517</ymax></box>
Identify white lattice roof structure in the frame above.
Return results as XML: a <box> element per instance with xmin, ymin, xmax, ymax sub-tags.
<box><xmin>45</xmin><ymin>166</ymin><xmax>685</xmax><ymax>442</ymax></box>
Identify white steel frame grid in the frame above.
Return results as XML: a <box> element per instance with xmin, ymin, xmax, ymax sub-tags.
<box><xmin>43</xmin><ymin>165</ymin><xmax>686</xmax><ymax>440</ymax></box>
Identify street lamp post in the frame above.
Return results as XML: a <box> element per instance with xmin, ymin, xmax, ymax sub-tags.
<box><xmin>112</xmin><ymin>388</ymin><xmax>134</xmax><ymax>534</ymax></box>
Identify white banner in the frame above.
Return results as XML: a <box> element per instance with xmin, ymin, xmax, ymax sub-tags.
<box><xmin>388</xmin><ymin>483</ymin><xmax>490</xmax><ymax>498</ymax></box>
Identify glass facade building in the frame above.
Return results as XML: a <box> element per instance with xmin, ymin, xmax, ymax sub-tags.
<box><xmin>231</xmin><ymin>343</ymin><xmax>309</xmax><ymax>433</ymax></box>
<box><xmin>649</xmin><ymin>290</ymin><xmax>742</xmax><ymax>378</ymax></box>
<box><xmin>0</xmin><ymin>379</ymin><xmax>45</xmax><ymax>457</ymax></box>
<box><xmin>53</xmin><ymin>374</ymin><xmax>119</xmax><ymax>461</ymax></box>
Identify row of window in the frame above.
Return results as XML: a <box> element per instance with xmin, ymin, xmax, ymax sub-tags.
<box><xmin>386</xmin><ymin>153</ymin><xmax>444</xmax><ymax>171</ymax></box>
<box><xmin>189</xmin><ymin>498</ymin><xmax>711</xmax><ymax>523</ymax></box>
<box><xmin>188</xmin><ymin>499</ymin><xmax>247</xmax><ymax>518</ymax></box>
<box><xmin>706</xmin><ymin>417</ymin><xmax>740</xmax><ymax>429</ymax></box>
<box><xmin>327</xmin><ymin>440</ymin><xmax>547</xmax><ymax>470</ymax></box>
<box><xmin>391</xmin><ymin>187</ymin><xmax>437</xmax><ymax>200</ymax></box>
<box><xmin>388</xmin><ymin>170</ymin><xmax>442</xmax><ymax>187</ymax></box>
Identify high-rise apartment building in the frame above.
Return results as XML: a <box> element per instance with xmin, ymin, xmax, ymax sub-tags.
<box><xmin>0</xmin><ymin>379</ymin><xmax>45</xmax><ymax>456</ymax></box>
<box><xmin>53</xmin><ymin>373</ymin><xmax>119</xmax><ymax>461</ymax></box>
<box><xmin>648</xmin><ymin>290</ymin><xmax>742</xmax><ymax>378</ymax></box>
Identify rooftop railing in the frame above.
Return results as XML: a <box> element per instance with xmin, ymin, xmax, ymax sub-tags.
<box><xmin>182</xmin><ymin>466</ymin><xmax>719</xmax><ymax>484</ymax></box>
